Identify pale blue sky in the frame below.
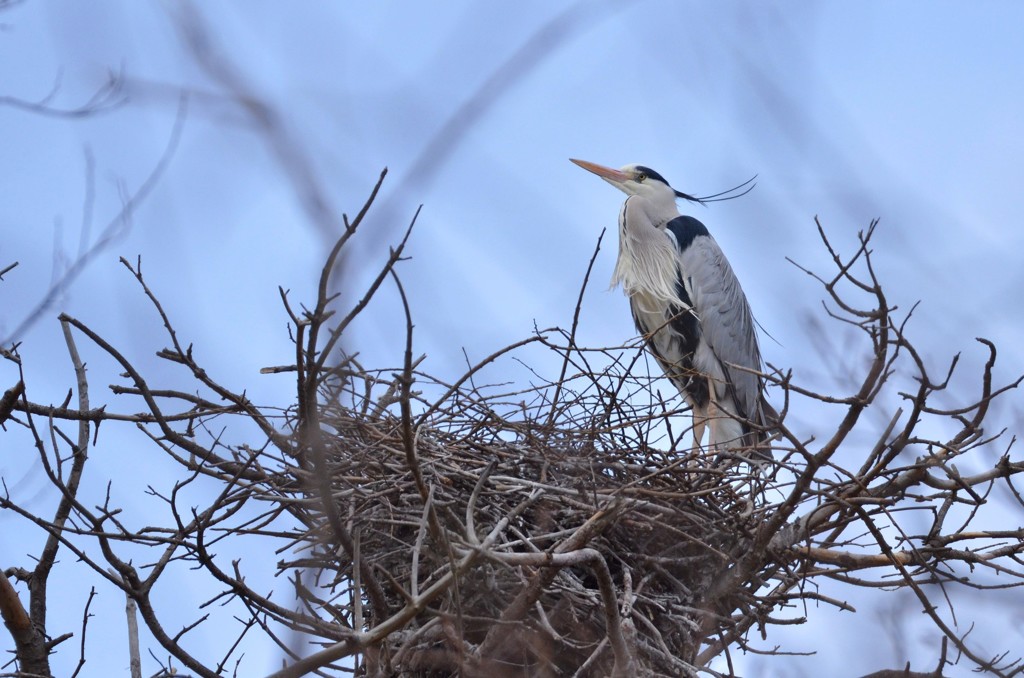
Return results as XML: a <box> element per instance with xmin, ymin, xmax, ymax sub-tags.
<box><xmin>2</xmin><ymin>3</ymin><xmax>1023</xmax><ymax>675</ymax></box>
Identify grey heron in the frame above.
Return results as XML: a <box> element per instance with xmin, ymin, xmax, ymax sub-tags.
<box><xmin>570</xmin><ymin>158</ymin><xmax>774</xmax><ymax>460</ymax></box>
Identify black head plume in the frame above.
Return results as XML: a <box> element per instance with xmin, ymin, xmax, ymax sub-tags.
<box><xmin>675</xmin><ymin>174</ymin><xmax>758</xmax><ymax>206</ymax></box>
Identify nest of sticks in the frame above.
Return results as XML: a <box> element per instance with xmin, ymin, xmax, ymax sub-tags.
<box><xmin>281</xmin><ymin>348</ymin><xmax>772</xmax><ymax>677</ymax></box>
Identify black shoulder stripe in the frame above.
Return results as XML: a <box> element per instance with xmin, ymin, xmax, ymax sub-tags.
<box><xmin>674</xmin><ymin>274</ymin><xmax>694</xmax><ymax>309</ymax></box>
<box><xmin>665</xmin><ymin>215</ymin><xmax>710</xmax><ymax>253</ymax></box>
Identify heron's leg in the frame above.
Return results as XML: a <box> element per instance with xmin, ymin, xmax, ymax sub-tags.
<box><xmin>688</xmin><ymin>394</ymin><xmax>708</xmax><ymax>456</ymax></box>
<box><xmin>690</xmin><ymin>416</ymin><xmax>706</xmax><ymax>455</ymax></box>
<box><xmin>706</xmin><ymin>375</ymin><xmax>744</xmax><ymax>454</ymax></box>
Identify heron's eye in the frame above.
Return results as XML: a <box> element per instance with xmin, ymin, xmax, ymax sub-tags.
<box><xmin>636</xmin><ymin>172</ymin><xmax>646</xmax><ymax>183</ymax></box>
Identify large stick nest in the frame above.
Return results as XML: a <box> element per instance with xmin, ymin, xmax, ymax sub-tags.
<box><xmin>283</xmin><ymin>352</ymin><xmax>773</xmax><ymax>677</ymax></box>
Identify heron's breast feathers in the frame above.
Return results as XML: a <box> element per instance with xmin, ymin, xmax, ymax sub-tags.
<box><xmin>612</xmin><ymin>202</ymin><xmax>689</xmax><ymax>309</ymax></box>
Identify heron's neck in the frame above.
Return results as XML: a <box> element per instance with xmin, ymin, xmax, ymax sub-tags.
<box><xmin>611</xmin><ymin>196</ymin><xmax>685</xmax><ymax>304</ymax></box>
<box><xmin>639</xmin><ymin>195</ymin><xmax>681</xmax><ymax>230</ymax></box>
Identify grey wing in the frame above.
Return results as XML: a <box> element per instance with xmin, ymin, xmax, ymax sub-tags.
<box><xmin>677</xmin><ymin>234</ymin><xmax>765</xmax><ymax>425</ymax></box>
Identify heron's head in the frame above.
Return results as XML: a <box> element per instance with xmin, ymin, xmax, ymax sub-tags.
<box><xmin>570</xmin><ymin>159</ymin><xmax>701</xmax><ymax>205</ymax></box>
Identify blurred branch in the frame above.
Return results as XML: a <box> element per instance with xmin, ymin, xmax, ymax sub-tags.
<box><xmin>0</xmin><ymin>68</ymin><xmax>125</xmax><ymax>118</ymax></box>
<box><xmin>376</xmin><ymin>0</ymin><xmax>637</xmax><ymax>230</ymax></box>
<box><xmin>170</xmin><ymin>1</ymin><xmax>340</xmax><ymax>241</ymax></box>
<box><xmin>1</xmin><ymin>95</ymin><xmax>188</xmax><ymax>346</ymax></box>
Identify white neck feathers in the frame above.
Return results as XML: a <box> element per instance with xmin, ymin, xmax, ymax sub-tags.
<box><xmin>610</xmin><ymin>196</ymin><xmax>684</xmax><ymax>305</ymax></box>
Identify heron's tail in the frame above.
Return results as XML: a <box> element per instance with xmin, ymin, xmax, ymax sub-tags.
<box><xmin>750</xmin><ymin>398</ymin><xmax>779</xmax><ymax>470</ymax></box>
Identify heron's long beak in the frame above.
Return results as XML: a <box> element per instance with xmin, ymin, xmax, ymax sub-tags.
<box><xmin>570</xmin><ymin>158</ymin><xmax>630</xmax><ymax>185</ymax></box>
